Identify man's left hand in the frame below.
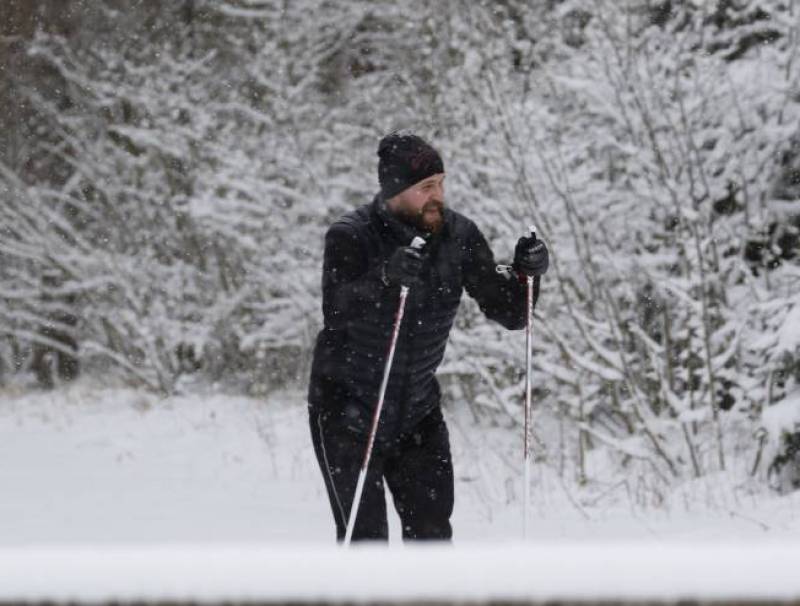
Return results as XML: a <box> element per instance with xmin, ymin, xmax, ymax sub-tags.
<box><xmin>513</xmin><ymin>235</ymin><xmax>549</xmax><ymax>276</ymax></box>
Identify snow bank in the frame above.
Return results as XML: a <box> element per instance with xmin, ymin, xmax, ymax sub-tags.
<box><xmin>1</xmin><ymin>542</ymin><xmax>799</xmax><ymax>603</ymax></box>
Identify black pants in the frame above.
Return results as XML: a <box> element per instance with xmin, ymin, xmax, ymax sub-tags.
<box><xmin>309</xmin><ymin>405</ymin><xmax>454</xmax><ymax>542</ymax></box>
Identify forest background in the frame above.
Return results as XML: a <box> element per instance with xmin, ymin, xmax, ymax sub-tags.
<box><xmin>1</xmin><ymin>0</ymin><xmax>799</xmax><ymax>497</ymax></box>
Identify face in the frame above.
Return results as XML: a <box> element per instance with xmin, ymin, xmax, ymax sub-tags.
<box><xmin>386</xmin><ymin>173</ymin><xmax>446</xmax><ymax>234</ymax></box>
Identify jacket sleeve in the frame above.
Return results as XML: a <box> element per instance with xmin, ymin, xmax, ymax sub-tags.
<box><xmin>462</xmin><ymin>221</ymin><xmax>540</xmax><ymax>330</ymax></box>
<box><xmin>321</xmin><ymin>221</ymin><xmax>389</xmax><ymax>330</ymax></box>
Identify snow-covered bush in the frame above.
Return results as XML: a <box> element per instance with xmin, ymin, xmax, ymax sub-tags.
<box><xmin>429</xmin><ymin>0</ymin><xmax>800</xmax><ymax>487</ymax></box>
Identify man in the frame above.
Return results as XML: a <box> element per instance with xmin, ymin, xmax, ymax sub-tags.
<box><xmin>308</xmin><ymin>132</ymin><xmax>549</xmax><ymax>542</ymax></box>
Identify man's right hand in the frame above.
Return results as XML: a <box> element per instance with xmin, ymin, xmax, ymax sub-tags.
<box><xmin>385</xmin><ymin>245</ymin><xmax>424</xmax><ymax>287</ymax></box>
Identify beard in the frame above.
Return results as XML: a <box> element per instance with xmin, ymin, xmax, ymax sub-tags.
<box><xmin>398</xmin><ymin>199</ymin><xmax>445</xmax><ymax>234</ymax></box>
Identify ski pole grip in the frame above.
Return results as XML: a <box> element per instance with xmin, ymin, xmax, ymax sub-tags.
<box><xmin>528</xmin><ymin>224</ymin><xmax>538</xmax><ymax>241</ymax></box>
<box><xmin>410</xmin><ymin>236</ymin><xmax>426</xmax><ymax>250</ymax></box>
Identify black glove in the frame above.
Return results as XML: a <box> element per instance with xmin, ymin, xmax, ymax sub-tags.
<box><xmin>385</xmin><ymin>245</ymin><xmax>424</xmax><ymax>287</ymax></box>
<box><xmin>513</xmin><ymin>235</ymin><xmax>549</xmax><ymax>276</ymax></box>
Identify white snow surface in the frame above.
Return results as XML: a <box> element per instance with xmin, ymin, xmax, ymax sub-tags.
<box><xmin>1</xmin><ymin>380</ymin><xmax>800</xmax><ymax>602</ymax></box>
<box><xmin>763</xmin><ymin>394</ymin><xmax>800</xmax><ymax>437</ymax></box>
<box><xmin>2</xmin><ymin>542</ymin><xmax>800</xmax><ymax>602</ymax></box>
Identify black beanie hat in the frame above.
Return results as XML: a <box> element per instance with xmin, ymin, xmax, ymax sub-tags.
<box><xmin>377</xmin><ymin>133</ymin><xmax>444</xmax><ymax>199</ymax></box>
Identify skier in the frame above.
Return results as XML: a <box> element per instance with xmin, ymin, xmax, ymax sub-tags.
<box><xmin>307</xmin><ymin>132</ymin><xmax>549</xmax><ymax>542</ymax></box>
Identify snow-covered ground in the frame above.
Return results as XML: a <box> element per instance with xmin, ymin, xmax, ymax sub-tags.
<box><xmin>1</xmin><ymin>379</ymin><xmax>799</xmax><ymax>602</ymax></box>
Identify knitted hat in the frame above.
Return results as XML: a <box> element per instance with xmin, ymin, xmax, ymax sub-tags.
<box><xmin>377</xmin><ymin>133</ymin><xmax>444</xmax><ymax>199</ymax></box>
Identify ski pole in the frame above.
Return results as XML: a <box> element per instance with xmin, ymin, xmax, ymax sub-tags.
<box><xmin>343</xmin><ymin>235</ymin><xmax>426</xmax><ymax>546</ymax></box>
<box><xmin>523</xmin><ymin>225</ymin><xmax>536</xmax><ymax>540</ymax></box>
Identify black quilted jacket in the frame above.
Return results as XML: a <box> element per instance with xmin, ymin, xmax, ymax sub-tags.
<box><xmin>307</xmin><ymin>194</ymin><xmax>540</xmax><ymax>442</ymax></box>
